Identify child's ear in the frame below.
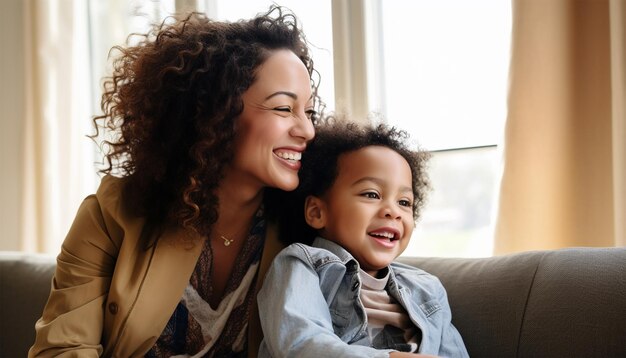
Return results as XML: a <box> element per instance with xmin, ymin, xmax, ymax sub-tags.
<box><xmin>304</xmin><ymin>195</ymin><xmax>326</xmax><ymax>229</ymax></box>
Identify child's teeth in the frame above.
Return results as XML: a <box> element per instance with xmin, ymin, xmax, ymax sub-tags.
<box><xmin>372</xmin><ymin>232</ymin><xmax>395</xmax><ymax>240</ymax></box>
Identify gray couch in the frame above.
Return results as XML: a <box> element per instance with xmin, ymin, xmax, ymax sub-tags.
<box><xmin>1</xmin><ymin>247</ymin><xmax>625</xmax><ymax>357</ymax></box>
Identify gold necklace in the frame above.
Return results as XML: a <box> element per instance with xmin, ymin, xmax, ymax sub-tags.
<box><xmin>215</xmin><ymin>214</ymin><xmax>254</xmax><ymax>247</ymax></box>
<box><xmin>216</xmin><ymin>220</ymin><xmax>252</xmax><ymax>247</ymax></box>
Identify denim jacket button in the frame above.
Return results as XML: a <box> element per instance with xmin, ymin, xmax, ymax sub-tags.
<box><xmin>352</xmin><ymin>281</ymin><xmax>359</xmax><ymax>291</ymax></box>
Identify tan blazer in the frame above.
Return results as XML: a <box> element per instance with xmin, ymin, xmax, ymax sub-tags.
<box><xmin>29</xmin><ymin>175</ymin><xmax>284</xmax><ymax>357</ymax></box>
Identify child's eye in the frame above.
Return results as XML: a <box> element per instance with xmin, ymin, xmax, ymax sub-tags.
<box><xmin>399</xmin><ymin>199</ymin><xmax>412</xmax><ymax>207</ymax></box>
<box><xmin>361</xmin><ymin>192</ymin><xmax>380</xmax><ymax>199</ymax></box>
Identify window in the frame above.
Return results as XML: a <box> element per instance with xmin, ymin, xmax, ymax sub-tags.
<box><xmin>376</xmin><ymin>0</ymin><xmax>512</xmax><ymax>257</ymax></box>
<box><xmin>87</xmin><ymin>0</ymin><xmax>176</xmax><ymax>176</ymax></box>
<box><xmin>406</xmin><ymin>146</ymin><xmax>500</xmax><ymax>257</ymax></box>
<box><xmin>201</xmin><ymin>0</ymin><xmax>335</xmax><ymax>111</ymax></box>
<box><xmin>82</xmin><ymin>1</ymin><xmax>509</xmax><ymax>257</ymax></box>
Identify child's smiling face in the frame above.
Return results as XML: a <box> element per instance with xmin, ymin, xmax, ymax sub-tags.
<box><xmin>304</xmin><ymin>145</ymin><xmax>415</xmax><ymax>276</ymax></box>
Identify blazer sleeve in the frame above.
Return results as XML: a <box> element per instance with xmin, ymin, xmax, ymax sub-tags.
<box><xmin>29</xmin><ymin>191</ymin><xmax>122</xmax><ymax>357</ymax></box>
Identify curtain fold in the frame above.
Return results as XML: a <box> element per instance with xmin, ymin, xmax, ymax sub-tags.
<box><xmin>21</xmin><ymin>0</ymin><xmax>95</xmax><ymax>253</ymax></box>
<box><xmin>19</xmin><ymin>0</ymin><xmax>176</xmax><ymax>253</ymax></box>
<box><xmin>609</xmin><ymin>0</ymin><xmax>626</xmax><ymax>246</ymax></box>
<box><xmin>494</xmin><ymin>0</ymin><xmax>625</xmax><ymax>254</ymax></box>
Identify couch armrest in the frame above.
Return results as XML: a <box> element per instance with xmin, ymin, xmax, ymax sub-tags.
<box><xmin>0</xmin><ymin>251</ymin><xmax>56</xmax><ymax>357</ymax></box>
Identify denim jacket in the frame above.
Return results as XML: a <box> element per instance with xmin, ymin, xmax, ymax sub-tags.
<box><xmin>258</xmin><ymin>237</ymin><xmax>469</xmax><ymax>358</ymax></box>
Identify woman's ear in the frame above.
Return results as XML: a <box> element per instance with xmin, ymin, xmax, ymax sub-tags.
<box><xmin>304</xmin><ymin>195</ymin><xmax>326</xmax><ymax>229</ymax></box>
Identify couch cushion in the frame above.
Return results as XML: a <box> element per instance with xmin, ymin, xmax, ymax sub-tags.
<box><xmin>399</xmin><ymin>251</ymin><xmax>546</xmax><ymax>358</ymax></box>
<box><xmin>0</xmin><ymin>251</ymin><xmax>56</xmax><ymax>357</ymax></box>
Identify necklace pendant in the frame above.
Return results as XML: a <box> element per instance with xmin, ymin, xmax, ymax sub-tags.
<box><xmin>220</xmin><ymin>235</ymin><xmax>233</xmax><ymax>247</ymax></box>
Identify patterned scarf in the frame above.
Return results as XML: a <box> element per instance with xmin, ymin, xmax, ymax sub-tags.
<box><xmin>146</xmin><ymin>210</ymin><xmax>266</xmax><ymax>357</ymax></box>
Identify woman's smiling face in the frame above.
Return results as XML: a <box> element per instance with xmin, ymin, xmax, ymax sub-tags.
<box><xmin>229</xmin><ymin>49</ymin><xmax>316</xmax><ymax>192</ymax></box>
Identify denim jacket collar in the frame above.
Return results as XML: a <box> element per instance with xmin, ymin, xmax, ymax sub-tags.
<box><xmin>311</xmin><ymin>237</ymin><xmax>356</xmax><ymax>263</ymax></box>
<box><xmin>312</xmin><ymin>236</ymin><xmax>396</xmax><ymax>280</ymax></box>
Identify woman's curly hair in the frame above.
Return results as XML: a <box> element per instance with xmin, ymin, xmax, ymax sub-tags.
<box><xmin>273</xmin><ymin>119</ymin><xmax>431</xmax><ymax>246</ymax></box>
<box><xmin>92</xmin><ymin>6</ymin><xmax>322</xmax><ymax>244</ymax></box>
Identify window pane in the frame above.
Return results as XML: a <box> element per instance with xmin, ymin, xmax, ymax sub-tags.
<box><xmin>378</xmin><ymin>1</ymin><xmax>510</xmax><ymax>257</ymax></box>
<box><xmin>88</xmin><ymin>0</ymin><xmax>176</xmax><ymax>104</ymax></box>
<box><xmin>380</xmin><ymin>0</ymin><xmax>511</xmax><ymax>150</ymax></box>
<box><xmin>401</xmin><ymin>147</ymin><xmax>499</xmax><ymax>257</ymax></box>
<box><xmin>88</xmin><ymin>0</ymin><xmax>176</xmax><ymax>174</ymax></box>
<box><xmin>208</xmin><ymin>0</ymin><xmax>335</xmax><ymax>111</ymax></box>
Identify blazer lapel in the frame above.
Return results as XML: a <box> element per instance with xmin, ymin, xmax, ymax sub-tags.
<box><xmin>113</xmin><ymin>226</ymin><xmax>204</xmax><ymax>357</ymax></box>
<box><xmin>112</xmin><ymin>221</ymin><xmax>284</xmax><ymax>357</ymax></box>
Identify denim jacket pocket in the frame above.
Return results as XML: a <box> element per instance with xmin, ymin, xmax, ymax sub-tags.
<box><xmin>418</xmin><ymin>299</ymin><xmax>442</xmax><ymax>317</ymax></box>
<box><xmin>330</xmin><ymin>307</ymin><xmax>351</xmax><ymax>336</ymax></box>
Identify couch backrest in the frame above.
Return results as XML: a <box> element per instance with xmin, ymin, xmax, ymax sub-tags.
<box><xmin>0</xmin><ymin>252</ymin><xmax>56</xmax><ymax>357</ymax></box>
<box><xmin>3</xmin><ymin>248</ymin><xmax>625</xmax><ymax>357</ymax></box>
<box><xmin>399</xmin><ymin>247</ymin><xmax>626</xmax><ymax>358</ymax></box>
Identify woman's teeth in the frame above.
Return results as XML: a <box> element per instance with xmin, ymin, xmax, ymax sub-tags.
<box><xmin>276</xmin><ymin>151</ymin><xmax>301</xmax><ymax>161</ymax></box>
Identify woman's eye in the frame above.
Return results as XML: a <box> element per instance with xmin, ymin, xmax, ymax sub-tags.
<box><xmin>274</xmin><ymin>107</ymin><xmax>292</xmax><ymax>113</ymax></box>
<box><xmin>305</xmin><ymin>109</ymin><xmax>318</xmax><ymax>120</ymax></box>
<box><xmin>399</xmin><ymin>199</ymin><xmax>412</xmax><ymax>207</ymax></box>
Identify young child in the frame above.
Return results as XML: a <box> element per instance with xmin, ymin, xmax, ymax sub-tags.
<box><xmin>258</xmin><ymin>121</ymin><xmax>469</xmax><ymax>358</ymax></box>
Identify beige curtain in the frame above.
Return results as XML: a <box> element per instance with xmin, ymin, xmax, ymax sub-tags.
<box><xmin>21</xmin><ymin>0</ymin><xmax>96</xmax><ymax>253</ymax></box>
<box><xmin>19</xmin><ymin>1</ymin><xmax>179</xmax><ymax>254</ymax></box>
<box><xmin>494</xmin><ymin>0</ymin><xmax>626</xmax><ymax>254</ymax></box>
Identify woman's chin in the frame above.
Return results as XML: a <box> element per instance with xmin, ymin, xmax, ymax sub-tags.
<box><xmin>273</xmin><ymin>177</ymin><xmax>299</xmax><ymax>192</ymax></box>
<box><xmin>278</xmin><ymin>182</ymin><xmax>298</xmax><ymax>192</ymax></box>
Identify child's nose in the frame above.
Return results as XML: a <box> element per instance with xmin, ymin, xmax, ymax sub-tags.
<box><xmin>380</xmin><ymin>203</ymin><xmax>402</xmax><ymax>219</ymax></box>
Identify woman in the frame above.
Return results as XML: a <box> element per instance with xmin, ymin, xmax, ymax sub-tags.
<box><xmin>29</xmin><ymin>6</ymin><xmax>322</xmax><ymax>357</ymax></box>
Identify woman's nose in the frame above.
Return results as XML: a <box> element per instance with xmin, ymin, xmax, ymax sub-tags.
<box><xmin>291</xmin><ymin>111</ymin><xmax>315</xmax><ymax>141</ymax></box>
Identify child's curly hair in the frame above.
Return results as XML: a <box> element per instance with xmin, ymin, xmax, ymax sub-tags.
<box><xmin>91</xmin><ymin>6</ymin><xmax>323</xmax><ymax>244</ymax></box>
<box><xmin>272</xmin><ymin>120</ymin><xmax>430</xmax><ymax>246</ymax></box>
